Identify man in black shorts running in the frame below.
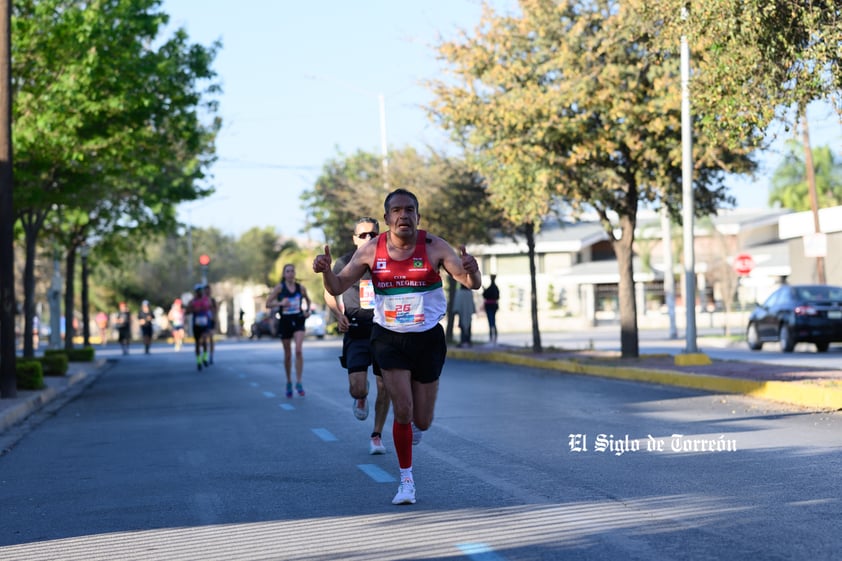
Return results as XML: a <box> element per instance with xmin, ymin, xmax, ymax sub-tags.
<box><xmin>324</xmin><ymin>217</ymin><xmax>390</xmax><ymax>455</ymax></box>
<box><xmin>313</xmin><ymin>188</ymin><xmax>481</xmax><ymax>505</ymax></box>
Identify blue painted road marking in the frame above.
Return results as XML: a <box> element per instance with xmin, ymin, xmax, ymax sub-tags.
<box><xmin>311</xmin><ymin>428</ymin><xmax>338</xmax><ymax>442</ymax></box>
<box><xmin>457</xmin><ymin>543</ymin><xmax>507</xmax><ymax>561</ymax></box>
<box><xmin>249</xmin><ymin>382</ymin><xmax>259</xmax><ymax>388</ymax></box>
<box><xmin>357</xmin><ymin>464</ymin><xmax>395</xmax><ymax>483</ymax></box>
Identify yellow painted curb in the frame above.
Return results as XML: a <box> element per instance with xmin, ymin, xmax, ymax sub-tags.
<box><xmin>674</xmin><ymin>353</ymin><xmax>712</xmax><ymax>366</ymax></box>
<box><xmin>449</xmin><ymin>348</ymin><xmax>842</xmax><ymax>411</ymax></box>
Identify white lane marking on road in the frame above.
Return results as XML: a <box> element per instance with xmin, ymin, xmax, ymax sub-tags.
<box><xmin>457</xmin><ymin>542</ymin><xmax>508</xmax><ymax>561</ymax></box>
<box><xmin>279</xmin><ymin>403</ymin><xmax>295</xmax><ymax>411</ymax></box>
<box><xmin>311</xmin><ymin>428</ymin><xmax>338</xmax><ymax>442</ymax></box>
<box><xmin>249</xmin><ymin>382</ymin><xmax>259</xmax><ymax>387</ymax></box>
<box><xmin>262</xmin><ymin>391</ymin><xmax>276</xmax><ymax>398</ymax></box>
<box><xmin>357</xmin><ymin>464</ymin><xmax>395</xmax><ymax>483</ymax></box>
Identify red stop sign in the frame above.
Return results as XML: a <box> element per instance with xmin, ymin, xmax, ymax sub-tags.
<box><xmin>733</xmin><ymin>253</ymin><xmax>754</xmax><ymax>276</ymax></box>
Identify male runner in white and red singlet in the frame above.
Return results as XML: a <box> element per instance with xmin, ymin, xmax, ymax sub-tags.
<box><xmin>313</xmin><ymin>188</ymin><xmax>482</xmax><ymax>505</ymax></box>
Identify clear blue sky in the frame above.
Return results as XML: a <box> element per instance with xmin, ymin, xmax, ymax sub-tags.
<box><xmin>163</xmin><ymin>0</ymin><xmax>841</xmax><ymax>239</ymax></box>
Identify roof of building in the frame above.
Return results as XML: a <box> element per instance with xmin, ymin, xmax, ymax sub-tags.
<box><xmin>469</xmin><ymin>219</ymin><xmax>609</xmax><ymax>256</ymax></box>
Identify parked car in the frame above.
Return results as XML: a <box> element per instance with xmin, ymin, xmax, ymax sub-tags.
<box><xmin>305</xmin><ymin>310</ymin><xmax>327</xmax><ymax>339</ymax></box>
<box><xmin>746</xmin><ymin>284</ymin><xmax>842</xmax><ymax>352</ymax></box>
<box><xmin>250</xmin><ymin>310</ymin><xmax>278</xmax><ymax>339</ymax></box>
<box><xmin>251</xmin><ymin>309</ymin><xmax>326</xmax><ymax>339</ymax></box>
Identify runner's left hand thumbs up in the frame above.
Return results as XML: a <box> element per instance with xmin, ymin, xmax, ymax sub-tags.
<box><xmin>460</xmin><ymin>245</ymin><xmax>478</xmax><ymax>274</ymax></box>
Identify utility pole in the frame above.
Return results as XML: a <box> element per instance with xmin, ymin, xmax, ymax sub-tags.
<box><xmin>680</xmin><ymin>4</ymin><xmax>698</xmax><ymax>354</ymax></box>
<box><xmin>802</xmin><ymin>115</ymin><xmax>826</xmax><ymax>284</ymax></box>
<box><xmin>0</xmin><ymin>0</ymin><xmax>16</xmax><ymax>398</ymax></box>
<box><xmin>378</xmin><ymin>93</ymin><xmax>389</xmax><ymax>191</ymax></box>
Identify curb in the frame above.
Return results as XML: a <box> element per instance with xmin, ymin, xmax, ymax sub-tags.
<box><xmin>0</xmin><ymin>359</ymin><xmax>109</xmax><ymax>434</ymax></box>
<box><xmin>449</xmin><ymin>348</ymin><xmax>842</xmax><ymax>411</ymax></box>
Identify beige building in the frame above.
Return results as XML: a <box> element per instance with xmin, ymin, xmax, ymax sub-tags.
<box><xmin>468</xmin><ymin>208</ymin><xmax>795</xmax><ymax>334</ymax></box>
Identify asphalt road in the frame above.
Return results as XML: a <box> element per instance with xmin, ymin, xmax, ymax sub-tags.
<box><xmin>0</xmin><ymin>338</ymin><xmax>839</xmax><ymax>560</ymax></box>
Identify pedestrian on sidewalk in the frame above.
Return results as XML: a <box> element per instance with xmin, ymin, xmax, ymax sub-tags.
<box><xmin>482</xmin><ymin>274</ymin><xmax>500</xmax><ymax>345</ymax></box>
<box><xmin>453</xmin><ymin>283</ymin><xmax>475</xmax><ymax>348</ymax></box>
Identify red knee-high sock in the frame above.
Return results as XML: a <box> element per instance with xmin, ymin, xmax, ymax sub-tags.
<box><xmin>393</xmin><ymin>420</ymin><xmax>413</xmax><ymax>469</ymax></box>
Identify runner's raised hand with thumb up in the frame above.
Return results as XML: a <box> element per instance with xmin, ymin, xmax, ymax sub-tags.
<box><xmin>312</xmin><ymin>245</ymin><xmax>332</xmax><ymax>274</ymax></box>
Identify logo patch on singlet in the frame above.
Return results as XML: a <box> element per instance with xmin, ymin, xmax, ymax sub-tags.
<box><xmin>413</xmin><ymin>258</ymin><xmax>424</xmax><ymax>269</ymax></box>
<box><xmin>375</xmin><ymin>259</ymin><xmax>387</xmax><ymax>271</ymax></box>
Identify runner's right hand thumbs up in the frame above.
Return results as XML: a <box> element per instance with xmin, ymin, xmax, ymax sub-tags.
<box><xmin>312</xmin><ymin>245</ymin><xmax>332</xmax><ymax>273</ymax></box>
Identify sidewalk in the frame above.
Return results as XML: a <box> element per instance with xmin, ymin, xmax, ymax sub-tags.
<box><xmin>449</xmin><ymin>340</ymin><xmax>842</xmax><ymax>411</ymax></box>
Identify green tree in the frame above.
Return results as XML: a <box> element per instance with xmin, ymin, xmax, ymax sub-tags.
<box><xmin>303</xmin><ymin>147</ymin><xmax>501</xmax><ymax>250</ymax></box>
<box><xmin>644</xmin><ymin>1</ymin><xmax>842</xmax><ymax>282</ymax></box>
<box><xmin>430</xmin><ymin>0</ymin><xmax>750</xmax><ymax>356</ymax></box>
<box><xmin>770</xmin><ymin>142</ymin><xmax>842</xmax><ymax>211</ymax></box>
<box><xmin>12</xmin><ymin>0</ymin><xmax>220</xmax><ymax>357</ymax></box>
<box><xmin>302</xmin><ymin>146</ymin><xmax>502</xmax><ymax>337</ymax></box>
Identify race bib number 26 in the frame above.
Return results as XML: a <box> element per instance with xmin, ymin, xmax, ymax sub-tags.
<box><xmin>383</xmin><ymin>294</ymin><xmax>424</xmax><ymax>326</ymax></box>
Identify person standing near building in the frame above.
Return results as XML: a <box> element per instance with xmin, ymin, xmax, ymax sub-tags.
<box><xmin>324</xmin><ymin>217</ymin><xmax>390</xmax><ymax>455</ymax></box>
<box><xmin>31</xmin><ymin>314</ymin><xmax>40</xmax><ymax>349</ymax></box>
<box><xmin>313</xmin><ymin>188</ymin><xmax>482</xmax><ymax>505</ymax></box>
<box><xmin>168</xmin><ymin>298</ymin><xmax>185</xmax><ymax>352</ymax></box>
<box><xmin>482</xmin><ymin>274</ymin><xmax>500</xmax><ymax>345</ymax></box>
<box><xmin>453</xmin><ymin>284</ymin><xmax>475</xmax><ymax>348</ymax></box>
<box><xmin>138</xmin><ymin>300</ymin><xmax>155</xmax><ymax>354</ymax></box>
<box><xmin>266</xmin><ymin>264</ymin><xmax>311</xmax><ymax>398</ymax></box>
<box><xmin>115</xmin><ymin>302</ymin><xmax>132</xmax><ymax>355</ymax></box>
<box><xmin>186</xmin><ymin>284</ymin><xmax>212</xmax><ymax>370</ymax></box>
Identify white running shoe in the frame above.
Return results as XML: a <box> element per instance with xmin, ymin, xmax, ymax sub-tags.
<box><xmin>391</xmin><ymin>479</ymin><xmax>416</xmax><ymax>505</ymax></box>
<box><xmin>369</xmin><ymin>436</ymin><xmax>386</xmax><ymax>455</ymax></box>
<box><xmin>353</xmin><ymin>397</ymin><xmax>369</xmax><ymax>420</ymax></box>
<box><xmin>411</xmin><ymin>422</ymin><xmax>423</xmax><ymax>445</ymax></box>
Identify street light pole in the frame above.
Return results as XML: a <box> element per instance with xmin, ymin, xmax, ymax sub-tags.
<box><xmin>378</xmin><ymin>93</ymin><xmax>389</xmax><ymax>190</ymax></box>
<box><xmin>306</xmin><ymin>74</ymin><xmax>390</xmax><ymax>191</ymax></box>
<box><xmin>680</xmin><ymin>4</ymin><xmax>698</xmax><ymax>353</ymax></box>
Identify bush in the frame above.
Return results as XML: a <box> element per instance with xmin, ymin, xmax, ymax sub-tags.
<box><xmin>39</xmin><ymin>352</ymin><xmax>69</xmax><ymax>376</ymax></box>
<box><xmin>16</xmin><ymin>359</ymin><xmax>45</xmax><ymax>390</ymax></box>
<box><xmin>66</xmin><ymin>347</ymin><xmax>95</xmax><ymax>362</ymax></box>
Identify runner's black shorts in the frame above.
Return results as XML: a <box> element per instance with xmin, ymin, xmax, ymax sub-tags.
<box><xmin>278</xmin><ymin>314</ymin><xmax>306</xmax><ymax>339</ymax></box>
<box><xmin>342</xmin><ymin>336</ymin><xmax>382</xmax><ymax>376</ymax></box>
<box><xmin>370</xmin><ymin>323</ymin><xmax>447</xmax><ymax>384</ymax></box>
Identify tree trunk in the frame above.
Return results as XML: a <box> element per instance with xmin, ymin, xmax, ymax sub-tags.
<box><xmin>614</xmin><ymin>214</ymin><xmax>639</xmax><ymax>358</ymax></box>
<box><xmin>21</xmin><ymin>221</ymin><xmax>39</xmax><ymax>358</ymax></box>
<box><xmin>64</xmin><ymin>246</ymin><xmax>76</xmax><ymax>351</ymax></box>
<box><xmin>0</xmin><ymin>0</ymin><xmax>14</xmax><ymax>397</ymax></box>
<box><xmin>525</xmin><ymin>222</ymin><xmax>542</xmax><ymax>353</ymax></box>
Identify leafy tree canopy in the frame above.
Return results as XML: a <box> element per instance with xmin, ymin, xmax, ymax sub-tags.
<box><xmin>770</xmin><ymin>142</ymin><xmax>842</xmax><ymax>211</ymax></box>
